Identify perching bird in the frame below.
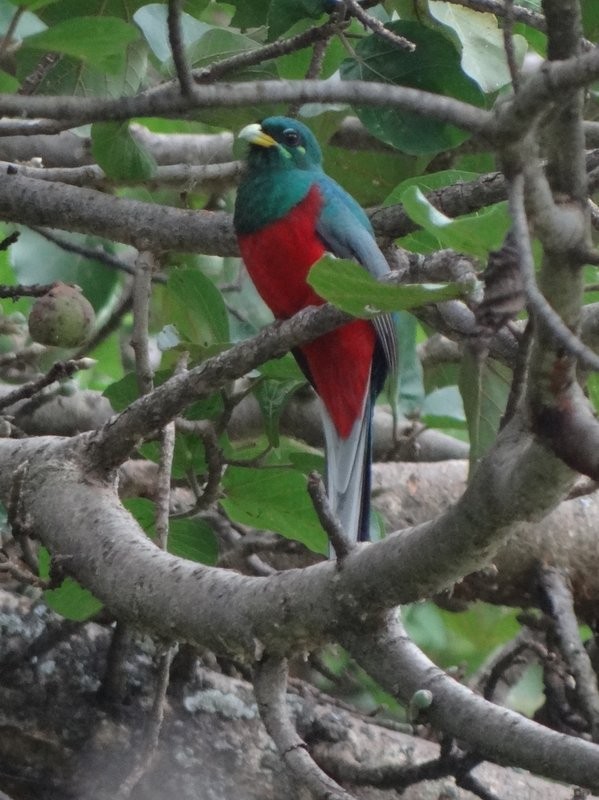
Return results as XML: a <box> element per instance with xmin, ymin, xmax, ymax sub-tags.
<box><xmin>234</xmin><ymin>116</ymin><xmax>396</xmax><ymax>544</ymax></box>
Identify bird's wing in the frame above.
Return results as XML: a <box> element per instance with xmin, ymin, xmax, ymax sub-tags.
<box><xmin>315</xmin><ymin>175</ymin><xmax>398</xmax><ymax>377</ymax></box>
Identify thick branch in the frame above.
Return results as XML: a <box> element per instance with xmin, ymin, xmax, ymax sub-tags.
<box><xmin>341</xmin><ymin>614</ymin><xmax>599</xmax><ymax>791</ymax></box>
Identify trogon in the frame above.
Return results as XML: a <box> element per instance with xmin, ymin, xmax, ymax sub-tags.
<box><xmin>234</xmin><ymin>116</ymin><xmax>397</xmax><ymax>544</ymax></box>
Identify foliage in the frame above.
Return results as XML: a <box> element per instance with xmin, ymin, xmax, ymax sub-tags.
<box><xmin>0</xmin><ymin>0</ymin><xmax>595</xmax><ymax>731</ymax></box>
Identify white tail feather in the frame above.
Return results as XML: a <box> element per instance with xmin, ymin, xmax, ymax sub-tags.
<box><xmin>320</xmin><ymin>388</ymin><xmax>371</xmax><ymax>545</ymax></box>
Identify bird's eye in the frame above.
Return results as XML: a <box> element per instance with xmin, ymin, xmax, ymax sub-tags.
<box><xmin>282</xmin><ymin>128</ymin><xmax>301</xmax><ymax>147</ymax></box>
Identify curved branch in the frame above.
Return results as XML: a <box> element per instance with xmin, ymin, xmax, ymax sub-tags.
<box><xmin>341</xmin><ymin>614</ymin><xmax>599</xmax><ymax>790</ymax></box>
<box><xmin>254</xmin><ymin>656</ymin><xmax>357</xmax><ymax>800</ymax></box>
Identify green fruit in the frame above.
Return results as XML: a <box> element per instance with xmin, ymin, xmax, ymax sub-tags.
<box><xmin>28</xmin><ymin>283</ymin><xmax>95</xmax><ymax>347</ymax></box>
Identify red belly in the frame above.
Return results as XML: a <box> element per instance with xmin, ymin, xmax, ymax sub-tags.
<box><xmin>238</xmin><ymin>187</ymin><xmax>376</xmax><ymax>438</ymax></box>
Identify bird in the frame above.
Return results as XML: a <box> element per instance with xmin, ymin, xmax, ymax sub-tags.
<box><xmin>233</xmin><ymin>116</ymin><xmax>397</xmax><ymax>545</ymax></box>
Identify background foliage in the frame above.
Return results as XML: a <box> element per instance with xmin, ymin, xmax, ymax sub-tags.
<box><xmin>0</xmin><ymin>0</ymin><xmax>596</xmax><ymax>727</ymax></box>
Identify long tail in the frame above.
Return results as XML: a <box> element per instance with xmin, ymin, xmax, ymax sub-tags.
<box><xmin>321</xmin><ymin>343</ymin><xmax>388</xmax><ymax>545</ymax></box>
<box><xmin>321</xmin><ymin>391</ymin><xmax>373</xmax><ymax>543</ymax></box>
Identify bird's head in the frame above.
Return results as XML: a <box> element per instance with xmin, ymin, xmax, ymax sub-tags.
<box><xmin>238</xmin><ymin>117</ymin><xmax>323</xmax><ymax>173</ymax></box>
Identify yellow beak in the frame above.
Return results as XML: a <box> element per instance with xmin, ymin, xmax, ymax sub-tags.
<box><xmin>238</xmin><ymin>122</ymin><xmax>277</xmax><ymax>148</ymax></box>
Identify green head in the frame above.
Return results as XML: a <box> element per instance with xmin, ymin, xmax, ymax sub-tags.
<box><xmin>238</xmin><ymin>116</ymin><xmax>323</xmax><ymax>172</ymax></box>
<box><xmin>234</xmin><ymin>117</ymin><xmax>323</xmax><ymax>234</ymax></box>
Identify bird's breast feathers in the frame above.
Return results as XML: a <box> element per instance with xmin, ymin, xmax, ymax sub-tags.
<box><xmin>237</xmin><ymin>184</ymin><xmax>327</xmax><ymax>319</ymax></box>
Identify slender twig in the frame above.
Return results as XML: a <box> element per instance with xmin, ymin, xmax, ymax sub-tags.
<box><xmin>191</xmin><ymin>19</ymin><xmax>346</xmax><ymax>84</ymax></box>
<box><xmin>114</xmin><ymin>349</ymin><xmax>178</xmax><ymax>796</ymax></box>
<box><xmin>287</xmin><ymin>34</ymin><xmax>334</xmax><ymax>117</ymax></box>
<box><xmin>174</xmin><ymin>419</ymin><xmax>223</xmax><ymax>514</ymax></box>
<box><xmin>502</xmin><ymin>0</ymin><xmax>520</xmax><ymax>92</ymax></box>
<box><xmin>0</xmin><ymin>358</ymin><xmax>95</xmax><ymax>412</ymax></box>
<box><xmin>155</xmin><ymin>423</ymin><xmax>176</xmax><ymax>549</ymax></box>
<box><xmin>539</xmin><ymin>566</ymin><xmax>599</xmax><ymax>741</ymax></box>
<box><xmin>445</xmin><ymin>0</ymin><xmax>546</xmax><ymax>30</ymax></box>
<box><xmin>307</xmin><ymin>472</ymin><xmax>352</xmax><ymax>560</ymax></box>
<box><xmin>29</xmin><ymin>226</ymin><xmax>139</xmax><ymax>278</ymax></box>
<box><xmin>507</xmin><ymin>174</ymin><xmax>599</xmax><ymax>371</ymax></box>
<box><xmin>0</xmin><ymin>283</ymin><xmax>54</xmax><ymax>299</ymax></box>
<box><xmin>131</xmin><ymin>251</ymin><xmax>155</xmax><ymax>396</ymax></box>
<box><xmin>344</xmin><ymin>0</ymin><xmax>415</xmax><ymax>51</ymax></box>
<box><xmin>474</xmin><ymin>630</ymin><xmax>547</xmax><ymax>701</ymax></box>
<box><xmin>167</xmin><ymin>0</ymin><xmax>194</xmax><ymax>97</ymax></box>
<box><xmin>0</xmin><ymin>5</ymin><xmax>24</xmax><ymax>62</ymax></box>
<box><xmin>254</xmin><ymin>655</ymin><xmax>358</xmax><ymax>800</ymax></box>
<box><xmin>115</xmin><ymin>643</ymin><xmax>177</xmax><ymax>799</ymax></box>
<box><xmin>0</xmin><ymin>552</ymin><xmax>48</xmax><ymax>588</ymax></box>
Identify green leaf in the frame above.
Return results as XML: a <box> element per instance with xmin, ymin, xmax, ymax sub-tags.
<box><xmin>39</xmin><ymin>547</ymin><xmax>103</xmax><ymax>621</ymax></box>
<box><xmin>91</xmin><ymin>121</ymin><xmax>157</xmax><ymax>180</ymax></box>
<box><xmin>459</xmin><ymin>352</ymin><xmax>511</xmax><ymax>468</ymax></box>
<box><xmin>395</xmin><ymin>313</ymin><xmax>425</xmax><ymax>415</ymax></box>
<box><xmin>187</xmin><ymin>27</ymin><xmax>270</xmax><ymax>76</ymax></box>
<box><xmin>229</xmin><ymin>0</ymin><xmax>270</xmax><ymax>30</ymax></box>
<box><xmin>0</xmin><ymin>69</ymin><xmax>19</xmax><ymax>92</ymax></box>
<box><xmin>165</xmin><ymin>268</ymin><xmax>229</xmax><ymax>349</ymax></box>
<box><xmin>428</xmin><ymin>2</ymin><xmax>527</xmax><ymax>92</ymax></box>
<box><xmin>22</xmin><ymin>17</ymin><xmax>139</xmax><ymax>72</ymax></box>
<box><xmin>340</xmin><ymin>20</ymin><xmax>486</xmax><ymax>155</ymax></box>
<box><xmin>267</xmin><ymin>0</ymin><xmax>327</xmax><ymax>41</ymax></box>
<box><xmin>0</xmin><ymin>3</ymin><xmax>46</xmax><ymax>38</ymax></box>
<box><xmin>421</xmin><ymin>385</ymin><xmax>466</xmax><ymax>427</ymax></box>
<box><xmin>124</xmin><ymin>498</ymin><xmax>218</xmax><ymax>565</ymax></box>
<box><xmin>123</xmin><ymin>496</ymin><xmax>156</xmax><ymax>530</ymax></box>
<box><xmin>383</xmin><ymin>169</ymin><xmax>480</xmax><ymax>206</ymax></box>
<box><xmin>259</xmin><ymin>353</ymin><xmax>306</xmax><ymax>381</ymax></box>
<box><xmin>38</xmin><ymin>0</ymin><xmax>150</xmax><ymax>21</ymax></box>
<box><xmin>400</xmin><ymin>186</ymin><xmax>511</xmax><ymax>260</ymax></box>
<box><xmin>133</xmin><ymin>3</ymin><xmax>210</xmax><ymax>63</ymax></box>
<box><xmin>10</xmin><ymin>228</ymin><xmax>119</xmax><ymax>312</ymax></box>
<box><xmin>222</xmin><ymin>466</ymin><xmax>327</xmax><ymax>554</ymax></box>
<box><xmin>582</xmin><ymin>0</ymin><xmax>599</xmax><ymax>40</ymax></box>
<box><xmin>254</xmin><ymin>378</ymin><xmax>305</xmax><ymax>447</ymax></box>
<box><xmin>168</xmin><ymin>518</ymin><xmax>218</xmax><ymax>565</ymax></box>
<box><xmin>308</xmin><ymin>255</ymin><xmax>469</xmax><ymax>316</ymax></box>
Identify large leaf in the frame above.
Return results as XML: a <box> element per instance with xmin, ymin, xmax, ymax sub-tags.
<box><xmin>582</xmin><ymin>0</ymin><xmax>599</xmax><ymax>40</ymax></box>
<box><xmin>133</xmin><ymin>3</ymin><xmax>210</xmax><ymax>64</ymax></box>
<box><xmin>395</xmin><ymin>312</ymin><xmax>425</xmax><ymax>416</ymax></box>
<box><xmin>428</xmin><ymin>2</ymin><xmax>527</xmax><ymax>93</ymax></box>
<box><xmin>340</xmin><ymin>20</ymin><xmax>486</xmax><ymax>155</ymax></box>
<box><xmin>0</xmin><ymin>3</ymin><xmax>46</xmax><ymax>38</ymax></box>
<box><xmin>229</xmin><ymin>0</ymin><xmax>270</xmax><ymax>30</ymax></box>
<box><xmin>267</xmin><ymin>0</ymin><xmax>327</xmax><ymax>41</ymax></box>
<box><xmin>400</xmin><ymin>186</ymin><xmax>511</xmax><ymax>260</ymax></box>
<box><xmin>91</xmin><ymin>121</ymin><xmax>157</xmax><ymax>180</ymax></box>
<box><xmin>383</xmin><ymin>169</ymin><xmax>480</xmax><ymax>206</ymax></box>
<box><xmin>459</xmin><ymin>351</ymin><xmax>511</xmax><ymax>468</ymax></box>
<box><xmin>164</xmin><ymin>268</ymin><xmax>230</xmax><ymax>350</ymax></box>
<box><xmin>124</xmin><ymin>498</ymin><xmax>218</xmax><ymax>564</ymax></box>
<box><xmin>421</xmin><ymin>385</ymin><xmax>466</xmax><ymax>428</ymax></box>
<box><xmin>39</xmin><ymin>547</ymin><xmax>103</xmax><ymax>621</ymax></box>
<box><xmin>254</xmin><ymin>378</ymin><xmax>305</xmax><ymax>447</ymax></box>
<box><xmin>22</xmin><ymin>16</ymin><xmax>139</xmax><ymax>73</ymax></box>
<box><xmin>308</xmin><ymin>255</ymin><xmax>469</xmax><ymax>316</ymax></box>
<box><xmin>15</xmin><ymin>35</ymin><xmax>147</xmax><ymax>97</ymax></box>
<box><xmin>186</xmin><ymin>28</ymin><xmax>280</xmax><ymax>128</ymax></box>
<box><xmin>38</xmin><ymin>0</ymin><xmax>149</xmax><ymax>22</ymax></box>
<box><xmin>222</xmin><ymin>466</ymin><xmax>328</xmax><ymax>554</ymax></box>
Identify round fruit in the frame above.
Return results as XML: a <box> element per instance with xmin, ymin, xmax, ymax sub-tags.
<box><xmin>28</xmin><ymin>283</ymin><xmax>95</xmax><ymax>347</ymax></box>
